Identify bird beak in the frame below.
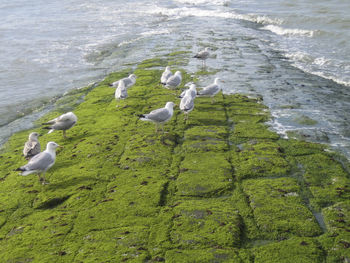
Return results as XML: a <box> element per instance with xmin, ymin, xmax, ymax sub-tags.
<box><xmin>58</xmin><ymin>145</ymin><xmax>64</xmax><ymax>148</ymax></box>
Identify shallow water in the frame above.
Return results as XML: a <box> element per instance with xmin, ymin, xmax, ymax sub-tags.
<box><xmin>1</xmin><ymin>0</ymin><xmax>349</xmax><ymax>158</ymax></box>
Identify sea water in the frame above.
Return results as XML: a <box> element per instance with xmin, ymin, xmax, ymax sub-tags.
<box><xmin>0</xmin><ymin>0</ymin><xmax>349</xmax><ymax>158</ymax></box>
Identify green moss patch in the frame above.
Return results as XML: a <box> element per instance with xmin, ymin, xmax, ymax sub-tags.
<box><xmin>242</xmin><ymin>178</ymin><xmax>322</xmax><ymax>239</ymax></box>
<box><xmin>253</xmin><ymin>237</ymin><xmax>325</xmax><ymax>263</ymax></box>
<box><xmin>176</xmin><ymin>153</ymin><xmax>232</xmax><ymax>197</ymax></box>
<box><xmin>231</xmin><ymin>140</ymin><xmax>290</xmax><ymax>180</ymax></box>
<box><xmin>169</xmin><ymin>199</ymin><xmax>242</xmax><ymax>248</ymax></box>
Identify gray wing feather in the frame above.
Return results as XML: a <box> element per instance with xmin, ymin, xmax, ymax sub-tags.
<box><xmin>23</xmin><ymin>152</ymin><xmax>54</xmax><ymax>171</ymax></box>
<box><xmin>52</xmin><ymin>119</ymin><xmax>76</xmax><ymax>130</ymax></box>
<box><xmin>23</xmin><ymin>141</ymin><xmax>40</xmax><ymax>157</ymax></box>
<box><xmin>166</xmin><ymin>75</ymin><xmax>180</xmax><ymax>87</ymax></box>
<box><xmin>146</xmin><ymin>108</ymin><xmax>170</xmax><ymax>122</ymax></box>
<box><xmin>180</xmin><ymin>96</ymin><xmax>194</xmax><ymax>111</ymax></box>
<box><xmin>199</xmin><ymin>84</ymin><xmax>219</xmax><ymax>95</ymax></box>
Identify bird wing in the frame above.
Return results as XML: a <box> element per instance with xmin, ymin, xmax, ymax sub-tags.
<box><xmin>23</xmin><ymin>152</ymin><xmax>54</xmax><ymax>171</ymax></box>
<box><xmin>123</xmin><ymin>78</ymin><xmax>132</xmax><ymax>87</ymax></box>
<box><xmin>23</xmin><ymin>141</ymin><xmax>40</xmax><ymax>157</ymax></box>
<box><xmin>180</xmin><ymin>96</ymin><xmax>194</xmax><ymax>111</ymax></box>
<box><xmin>146</xmin><ymin>107</ymin><xmax>171</xmax><ymax>122</ymax></box>
<box><xmin>52</xmin><ymin>118</ymin><xmax>76</xmax><ymax>130</ymax></box>
<box><xmin>195</xmin><ymin>50</ymin><xmax>209</xmax><ymax>59</ymax></box>
<box><xmin>199</xmin><ymin>84</ymin><xmax>219</xmax><ymax>95</ymax></box>
<box><xmin>166</xmin><ymin>75</ymin><xmax>180</xmax><ymax>87</ymax></box>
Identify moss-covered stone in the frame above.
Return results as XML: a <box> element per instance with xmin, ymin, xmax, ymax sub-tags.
<box><xmin>253</xmin><ymin>237</ymin><xmax>325</xmax><ymax>263</ymax></box>
<box><xmin>242</xmin><ymin>178</ymin><xmax>322</xmax><ymax>239</ymax></box>
<box><xmin>0</xmin><ymin>54</ymin><xmax>349</xmax><ymax>262</ymax></box>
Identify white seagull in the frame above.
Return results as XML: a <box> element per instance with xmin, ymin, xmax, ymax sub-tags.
<box><xmin>110</xmin><ymin>74</ymin><xmax>137</xmax><ymax>89</ymax></box>
<box><xmin>139</xmin><ymin>102</ymin><xmax>175</xmax><ymax>133</ymax></box>
<box><xmin>23</xmin><ymin>132</ymin><xmax>41</xmax><ymax>160</ymax></box>
<box><xmin>42</xmin><ymin>112</ymin><xmax>78</xmax><ymax>138</ymax></box>
<box><xmin>180</xmin><ymin>89</ymin><xmax>195</xmax><ymax>120</ymax></box>
<box><xmin>194</xmin><ymin>47</ymin><xmax>210</xmax><ymax>67</ymax></box>
<box><xmin>179</xmin><ymin>84</ymin><xmax>197</xmax><ymax>99</ymax></box>
<box><xmin>17</xmin><ymin>141</ymin><xmax>62</xmax><ymax>184</ymax></box>
<box><xmin>115</xmin><ymin>79</ymin><xmax>128</xmax><ymax>100</ymax></box>
<box><xmin>161</xmin><ymin>66</ymin><xmax>173</xmax><ymax>85</ymax></box>
<box><xmin>165</xmin><ymin>71</ymin><xmax>182</xmax><ymax>89</ymax></box>
<box><xmin>198</xmin><ymin>78</ymin><xmax>222</xmax><ymax>103</ymax></box>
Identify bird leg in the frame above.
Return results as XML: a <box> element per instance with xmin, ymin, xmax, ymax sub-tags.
<box><xmin>63</xmin><ymin>130</ymin><xmax>67</xmax><ymax>139</ymax></box>
<box><xmin>211</xmin><ymin>97</ymin><xmax>215</xmax><ymax>104</ymax></box>
<box><xmin>41</xmin><ymin>172</ymin><xmax>49</xmax><ymax>185</ymax></box>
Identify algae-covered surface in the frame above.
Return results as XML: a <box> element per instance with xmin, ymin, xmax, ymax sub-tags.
<box><xmin>0</xmin><ymin>53</ymin><xmax>349</xmax><ymax>262</ymax></box>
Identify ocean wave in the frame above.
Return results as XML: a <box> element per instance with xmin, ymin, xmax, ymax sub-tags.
<box><xmin>147</xmin><ymin>6</ymin><xmax>282</xmax><ymax>25</ymax></box>
<box><xmin>174</xmin><ymin>0</ymin><xmax>228</xmax><ymax>6</ymax></box>
<box><xmin>262</xmin><ymin>25</ymin><xmax>315</xmax><ymax>37</ymax></box>
<box><xmin>285</xmin><ymin>52</ymin><xmax>350</xmax><ymax>87</ymax></box>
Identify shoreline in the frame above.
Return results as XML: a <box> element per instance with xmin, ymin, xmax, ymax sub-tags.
<box><xmin>0</xmin><ymin>54</ymin><xmax>349</xmax><ymax>262</ymax></box>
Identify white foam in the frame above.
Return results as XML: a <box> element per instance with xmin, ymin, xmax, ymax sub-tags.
<box><xmin>262</xmin><ymin>25</ymin><xmax>315</xmax><ymax>37</ymax></box>
<box><xmin>174</xmin><ymin>0</ymin><xmax>227</xmax><ymax>5</ymax></box>
<box><xmin>146</xmin><ymin>6</ymin><xmax>282</xmax><ymax>25</ymax></box>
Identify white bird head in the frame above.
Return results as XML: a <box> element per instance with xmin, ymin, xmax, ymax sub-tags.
<box><xmin>129</xmin><ymin>74</ymin><xmax>136</xmax><ymax>80</ymax></box>
<box><xmin>174</xmin><ymin>71</ymin><xmax>182</xmax><ymax>76</ymax></box>
<box><xmin>165</xmin><ymin>66</ymin><xmax>171</xmax><ymax>71</ymax></box>
<box><xmin>214</xmin><ymin>78</ymin><xmax>221</xmax><ymax>84</ymax></box>
<box><xmin>46</xmin><ymin>141</ymin><xmax>61</xmax><ymax>151</ymax></box>
<box><xmin>165</xmin><ymin>102</ymin><xmax>175</xmax><ymax>109</ymax></box>
<box><xmin>64</xmin><ymin>112</ymin><xmax>78</xmax><ymax>122</ymax></box>
<box><xmin>29</xmin><ymin>132</ymin><xmax>39</xmax><ymax>141</ymax></box>
<box><xmin>190</xmin><ymin>84</ymin><xmax>197</xmax><ymax>91</ymax></box>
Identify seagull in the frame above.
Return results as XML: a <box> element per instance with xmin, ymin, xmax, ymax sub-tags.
<box><xmin>139</xmin><ymin>102</ymin><xmax>175</xmax><ymax>133</ymax></box>
<box><xmin>180</xmin><ymin>89</ymin><xmax>195</xmax><ymax>120</ymax></box>
<box><xmin>16</xmin><ymin>141</ymin><xmax>62</xmax><ymax>184</ymax></box>
<box><xmin>197</xmin><ymin>78</ymin><xmax>222</xmax><ymax>103</ymax></box>
<box><xmin>165</xmin><ymin>71</ymin><xmax>182</xmax><ymax>89</ymax></box>
<box><xmin>23</xmin><ymin>132</ymin><xmax>41</xmax><ymax>160</ymax></box>
<box><xmin>110</xmin><ymin>74</ymin><xmax>137</xmax><ymax>89</ymax></box>
<box><xmin>42</xmin><ymin>112</ymin><xmax>78</xmax><ymax>138</ymax></box>
<box><xmin>115</xmin><ymin>79</ymin><xmax>128</xmax><ymax>100</ymax></box>
<box><xmin>179</xmin><ymin>84</ymin><xmax>197</xmax><ymax>99</ymax></box>
<box><xmin>161</xmin><ymin>66</ymin><xmax>173</xmax><ymax>85</ymax></box>
<box><xmin>194</xmin><ymin>47</ymin><xmax>210</xmax><ymax>67</ymax></box>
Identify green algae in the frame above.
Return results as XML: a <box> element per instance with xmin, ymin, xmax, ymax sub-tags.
<box><xmin>0</xmin><ymin>53</ymin><xmax>349</xmax><ymax>262</ymax></box>
<box><xmin>242</xmin><ymin>177</ymin><xmax>322</xmax><ymax>239</ymax></box>
<box><xmin>253</xmin><ymin>237</ymin><xmax>325</xmax><ymax>263</ymax></box>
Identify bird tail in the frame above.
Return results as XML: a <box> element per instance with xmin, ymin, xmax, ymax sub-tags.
<box><xmin>21</xmin><ymin>170</ymin><xmax>35</xmax><ymax>176</ymax></box>
<box><xmin>15</xmin><ymin>167</ymin><xmax>33</xmax><ymax>176</ymax></box>
<box><xmin>137</xmin><ymin>114</ymin><xmax>151</xmax><ymax>121</ymax></box>
<box><xmin>15</xmin><ymin>167</ymin><xmax>25</xmax><ymax>172</ymax></box>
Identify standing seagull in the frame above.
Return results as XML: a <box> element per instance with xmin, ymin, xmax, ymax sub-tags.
<box><xmin>110</xmin><ymin>74</ymin><xmax>137</xmax><ymax>89</ymax></box>
<box><xmin>115</xmin><ymin>79</ymin><xmax>128</xmax><ymax>100</ymax></box>
<box><xmin>198</xmin><ymin>78</ymin><xmax>222</xmax><ymax>104</ymax></box>
<box><xmin>23</xmin><ymin>132</ymin><xmax>41</xmax><ymax>160</ymax></box>
<box><xmin>161</xmin><ymin>66</ymin><xmax>173</xmax><ymax>85</ymax></box>
<box><xmin>42</xmin><ymin>112</ymin><xmax>78</xmax><ymax>138</ymax></box>
<box><xmin>194</xmin><ymin>47</ymin><xmax>210</xmax><ymax>67</ymax></box>
<box><xmin>16</xmin><ymin>141</ymin><xmax>61</xmax><ymax>184</ymax></box>
<box><xmin>165</xmin><ymin>71</ymin><xmax>182</xmax><ymax>89</ymax></box>
<box><xmin>180</xmin><ymin>89</ymin><xmax>195</xmax><ymax>120</ymax></box>
<box><xmin>139</xmin><ymin>102</ymin><xmax>175</xmax><ymax>133</ymax></box>
<box><xmin>179</xmin><ymin>84</ymin><xmax>197</xmax><ymax>99</ymax></box>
